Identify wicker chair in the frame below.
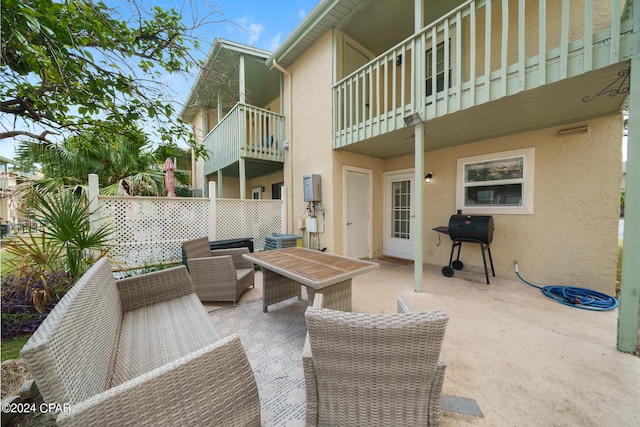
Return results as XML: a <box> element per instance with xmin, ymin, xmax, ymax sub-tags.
<box><xmin>182</xmin><ymin>237</ymin><xmax>254</xmax><ymax>305</ymax></box>
<box><xmin>303</xmin><ymin>294</ymin><xmax>449</xmax><ymax>427</ymax></box>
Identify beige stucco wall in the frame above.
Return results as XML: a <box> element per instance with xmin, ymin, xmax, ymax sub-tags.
<box><xmin>285</xmin><ymin>30</ymin><xmax>335</xmax><ymax>248</ymax></box>
<box><xmin>207</xmin><ymin>172</ymin><xmax>284</xmax><ymax>200</ymax></box>
<box><xmin>190</xmin><ymin>109</ymin><xmax>207</xmax><ymax>194</ymax></box>
<box><xmin>381</xmin><ymin>115</ymin><xmax>622</xmax><ymax>295</ymax></box>
<box><xmin>248</xmin><ymin>172</ymin><xmax>285</xmax><ymax>199</ymax></box>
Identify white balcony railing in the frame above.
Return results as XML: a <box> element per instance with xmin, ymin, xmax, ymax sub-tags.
<box><xmin>333</xmin><ymin>0</ymin><xmax>633</xmax><ymax>149</ymax></box>
<box><xmin>203</xmin><ymin>103</ymin><xmax>285</xmax><ymax>176</ymax></box>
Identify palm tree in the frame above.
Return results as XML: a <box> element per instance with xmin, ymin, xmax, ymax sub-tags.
<box><xmin>14</xmin><ymin>130</ymin><xmax>191</xmax><ymax>196</ymax></box>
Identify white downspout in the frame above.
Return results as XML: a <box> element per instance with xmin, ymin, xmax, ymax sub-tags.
<box><xmin>272</xmin><ymin>59</ymin><xmax>293</xmax><ymax>233</ymax></box>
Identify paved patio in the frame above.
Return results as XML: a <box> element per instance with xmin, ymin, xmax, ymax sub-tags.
<box><xmin>205</xmin><ymin>258</ymin><xmax>640</xmax><ymax>427</ymax></box>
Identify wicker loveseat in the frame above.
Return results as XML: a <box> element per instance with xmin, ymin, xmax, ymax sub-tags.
<box><xmin>303</xmin><ymin>294</ymin><xmax>449</xmax><ymax>427</ymax></box>
<box><xmin>20</xmin><ymin>258</ymin><xmax>261</xmax><ymax>426</ymax></box>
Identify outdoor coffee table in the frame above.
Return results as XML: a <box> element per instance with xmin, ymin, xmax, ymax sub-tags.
<box><xmin>243</xmin><ymin>247</ymin><xmax>378</xmax><ymax>312</ymax></box>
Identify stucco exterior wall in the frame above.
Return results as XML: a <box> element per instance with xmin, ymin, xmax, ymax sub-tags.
<box><xmin>286</xmin><ymin>30</ymin><xmax>335</xmax><ymax>248</ymax></box>
<box><xmin>248</xmin><ymin>171</ymin><xmax>285</xmax><ymax>199</ymax></box>
<box><xmin>383</xmin><ymin>115</ymin><xmax>622</xmax><ymax>294</ymax></box>
<box><xmin>190</xmin><ymin>109</ymin><xmax>206</xmax><ymax>193</ymax></box>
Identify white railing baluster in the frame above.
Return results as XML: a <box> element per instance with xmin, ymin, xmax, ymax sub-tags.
<box><xmin>560</xmin><ymin>0</ymin><xmax>570</xmax><ymax>79</ymax></box>
<box><xmin>484</xmin><ymin>0</ymin><xmax>492</xmax><ymax>102</ymax></box>
<box><xmin>539</xmin><ymin>0</ymin><xmax>547</xmax><ymax>85</ymax></box>
<box><xmin>470</xmin><ymin>1</ymin><xmax>477</xmax><ymax>107</ymax></box>
<box><xmin>455</xmin><ymin>10</ymin><xmax>462</xmax><ymax>112</ymax></box>
<box><xmin>584</xmin><ymin>0</ymin><xmax>594</xmax><ymax>72</ymax></box>
<box><xmin>443</xmin><ymin>20</ymin><xmax>450</xmax><ymax>114</ymax></box>
<box><xmin>500</xmin><ymin>0</ymin><xmax>509</xmax><ymax>97</ymax></box>
<box><xmin>518</xmin><ymin>0</ymin><xmax>526</xmax><ymax>93</ymax></box>
<box><xmin>610</xmin><ymin>0</ymin><xmax>621</xmax><ymax>63</ymax></box>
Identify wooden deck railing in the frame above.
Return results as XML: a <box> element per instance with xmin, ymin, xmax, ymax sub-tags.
<box><xmin>333</xmin><ymin>0</ymin><xmax>633</xmax><ymax>149</ymax></box>
<box><xmin>203</xmin><ymin>103</ymin><xmax>285</xmax><ymax>176</ymax></box>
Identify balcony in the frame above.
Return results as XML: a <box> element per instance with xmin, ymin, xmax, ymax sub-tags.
<box><xmin>333</xmin><ymin>0</ymin><xmax>637</xmax><ymax>157</ymax></box>
<box><xmin>203</xmin><ymin>103</ymin><xmax>285</xmax><ymax>178</ymax></box>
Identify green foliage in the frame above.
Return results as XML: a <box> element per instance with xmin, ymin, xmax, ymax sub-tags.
<box><xmin>15</xmin><ymin>131</ymin><xmax>191</xmax><ymax>196</ymax></box>
<box><xmin>4</xmin><ymin>189</ymin><xmax>114</xmax><ymax>279</ymax></box>
<box><xmin>1</xmin><ymin>0</ymin><xmax>203</xmax><ymax>156</ymax></box>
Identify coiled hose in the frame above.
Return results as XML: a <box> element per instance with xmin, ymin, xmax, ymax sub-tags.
<box><xmin>514</xmin><ymin>263</ymin><xmax>618</xmax><ymax>311</ymax></box>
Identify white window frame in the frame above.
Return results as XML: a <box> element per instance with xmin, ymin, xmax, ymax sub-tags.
<box><xmin>456</xmin><ymin>147</ymin><xmax>535</xmax><ymax>215</ymax></box>
<box><xmin>251</xmin><ymin>186</ymin><xmax>262</xmax><ymax>200</ymax></box>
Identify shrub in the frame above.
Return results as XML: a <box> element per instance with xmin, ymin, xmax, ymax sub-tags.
<box><xmin>1</xmin><ymin>270</ymin><xmax>75</xmax><ymax>341</ymax></box>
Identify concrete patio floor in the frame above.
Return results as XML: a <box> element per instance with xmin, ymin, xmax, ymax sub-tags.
<box><xmin>205</xmin><ymin>258</ymin><xmax>640</xmax><ymax>427</ymax></box>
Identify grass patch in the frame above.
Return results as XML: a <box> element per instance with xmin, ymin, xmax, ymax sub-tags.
<box><xmin>1</xmin><ymin>336</ymin><xmax>29</xmax><ymax>362</ymax></box>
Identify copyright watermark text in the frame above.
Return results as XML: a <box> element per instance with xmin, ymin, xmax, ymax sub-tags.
<box><xmin>2</xmin><ymin>401</ymin><xmax>71</xmax><ymax>414</ymax></box>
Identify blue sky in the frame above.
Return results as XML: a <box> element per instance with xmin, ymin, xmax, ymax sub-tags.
<box><xmin>0</xmin><ymin>0</ymin><xmax>317</xmax><ymax>161</ymax></box>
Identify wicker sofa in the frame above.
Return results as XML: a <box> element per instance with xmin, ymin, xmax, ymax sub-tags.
<box><xmin>303</xmin><ymin>294</ymin><xmax>449</xmax><ymax>427</ymax></box>
<box><xmin>20</xmin><ymin>258</ymin><xmax>261</xmax><ymax>426</ymax></box>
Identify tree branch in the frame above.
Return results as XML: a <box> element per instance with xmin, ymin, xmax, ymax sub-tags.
<box><xmin>0</xmin><ymin>130</ymin><xmax>58</xmax><ymax>142</ymax></box>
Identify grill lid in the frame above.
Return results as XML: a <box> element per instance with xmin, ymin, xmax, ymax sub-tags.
<box><xmin>448</xmin><ymin>215</ymin><xmax>494</xmax><ymax>244</ymax></box>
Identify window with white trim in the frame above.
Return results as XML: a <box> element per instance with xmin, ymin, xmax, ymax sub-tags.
<box><xmin>456</xmin><ymin>148</ymin><xmax>535</xmax><ymax>214</ymax></box>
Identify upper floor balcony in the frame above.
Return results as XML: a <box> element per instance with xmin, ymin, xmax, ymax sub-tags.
<box><xmin>333</xmin><ymin>0</ymin><xmax>637</xmax><ymax>158</ymax></box>
<box><xmin>202</xmin><ymin>103</ymin><xmax>285</xmax><ymax>178</ymax></box>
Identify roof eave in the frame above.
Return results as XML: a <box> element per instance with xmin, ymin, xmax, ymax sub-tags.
<box><xmin>266</xmin><ymin>0</ymin><xmax>348</xmax><ymax>69</ymax></box>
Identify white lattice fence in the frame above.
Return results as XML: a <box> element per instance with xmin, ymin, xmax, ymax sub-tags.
<box><xmin>215</xmin><ymin>199</ymin><xmax>285</xmax><ymax>251</ymax></box>
<box><xmin>88</xmin><ymin>177</ymin><xmax>287</xmax><ymax>271</ymax></box>
<box><xmin>97</xmin><ymin>196</ymin><xmax>210</xmax><ymax>270</ymax></box>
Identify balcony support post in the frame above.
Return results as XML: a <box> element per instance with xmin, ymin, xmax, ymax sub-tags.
<box><xmin>239</xmin><ymin>157</ymin><xmax>247</xmax><ymax>200</ymax></box>
<box><xmin>413</xmin><ymin>0</ymin><xmax>425</xmax><ymax>293</ymax></box>
<box><xmin>617</xmin><ymin>52</ymin><xmax>640</xmax><ymax>354</ymax></box>
<box><xmin>414</xmin><ymin>123</ymin><xmax>425</xmax><ymax>293</ymax></box>
<box><xmin>239</xmin><ymin>54</ymin><xmax>246</xmax><ymax>105</ymax></box>
<box><xmin>217</xmin><ymin>170</ymin><xmax>223</xmax><ymax>198</ymax></box>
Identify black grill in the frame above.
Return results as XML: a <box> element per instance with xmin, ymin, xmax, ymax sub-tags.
<box><xmin>433</xmin><ymin>214</ymin><xmax>496</xmax><ymax>284</ymax></box>
<box><xmin>447</xmin><ymin>215</ymin><xmax>494</xmax><ymax>244</ymax></box>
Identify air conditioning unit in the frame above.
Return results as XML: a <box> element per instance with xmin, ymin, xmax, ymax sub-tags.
<box><xmin>264</xmin><ymin>234</ymin><xmax>302</xmax><ymax>250</ymax></box>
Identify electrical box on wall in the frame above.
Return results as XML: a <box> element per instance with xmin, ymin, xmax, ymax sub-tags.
<box><xmin>306</xmin><ymin>217</ymin><xmax>318</xmax><ymax>233</ymax></box>
<box><xmin>303</xmin><ymin>174</ymin><xmax>322</xmax><ymax>202</ymax></box>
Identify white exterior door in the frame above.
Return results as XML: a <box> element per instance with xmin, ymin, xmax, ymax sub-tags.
<box><xmin>345</xmin><ymin>169</ymin><xmax>371</xmax><ymax>259</ymax></box>
<box><xmin>384</xmin><ymin>171</ymin><xmax>415</xmax><ymax>260</ymax></box>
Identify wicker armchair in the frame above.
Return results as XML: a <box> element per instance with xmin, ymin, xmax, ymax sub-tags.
<box><xmin>182</xmin><ymin>237</ymin><xmax>255</xmax><ymax>305</ymax></box>
<box><xmin>303</xmin><ymin>294</ymin><xmax>449</xmax><ymax>427</ymax></box>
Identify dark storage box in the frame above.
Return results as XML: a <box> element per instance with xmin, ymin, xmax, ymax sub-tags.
<box><xmin>209</xmin><ymin>238</ymin><xmax>254</xmax><ymax>253</ymax></box>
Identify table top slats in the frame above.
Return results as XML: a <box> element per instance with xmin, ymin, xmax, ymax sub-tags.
<box><xmin>243</xmin><ymin>247</ymin><xmax>378</xmax><ymax>288</ymax></box>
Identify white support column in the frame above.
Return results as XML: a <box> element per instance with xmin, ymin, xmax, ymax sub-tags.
<box><xmin>217</xmin><ymin>94</ymin><xmax>223</xmax><ymax>122</ymax></box>
<box><xmin>414</xmin><ymin>0</ymin><xmax>423</xmax><ymax>31</ymax></box>
<box><xmin>208</xmin><ymin>182</ymin><xmax>217</xmax><ymax>241</ymax></box>
<box><xmin>413</xmin><ymin>0</ymin><xmax>425</xmax><ymax>293</ymax></box>
<box><xmin>217</xmin><ymin>170</ymin><xmax>223</xmax><ymax>198</ymax></box>
<box><xmin>414</xmin><ymin>124</ymin><xmax>425</xmax><ymax>293</ymax></box>
<box><xmin>239</xmin><ymin>55</ymin><xmax>246</xmax><ymax>105</ymax></box>
<box><xmin>88</xmin><ymin>174</ymin><xmax>99</xmax><ymax>230</ymax></box>
<box><xmin>617</xmin><ymin>53</ymin><xmax>640</xmax><ymax>353</ymax></box>
<box><xmin>280</xmin><ymin>186</ymin><xmax>288</xmax><ymax>234</ymax></box>
<box><xmin>239</xmin><ymin>157</ymin><xmax>247</xmax><ymax>200</ymax></box>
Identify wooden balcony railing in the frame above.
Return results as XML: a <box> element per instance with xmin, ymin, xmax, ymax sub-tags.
<box><xmin>203</xmin><ymin>103</ymin><xmax>285</xmax><ymax>176</ymax></box>
<box><xmin>333</xmin><ymin>0</ymin><xmax>634</xmax><ymax>149</ymax></box>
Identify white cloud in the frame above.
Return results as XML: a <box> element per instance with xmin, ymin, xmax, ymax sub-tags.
<box><xmin>247</xmin><ymin>22</ymin><xmax>265</xmax><ymax>44</ymax></box>
<box><xmin>298</xmin><ymin>8</ymin><xmax>307</xmax><ymax>19</ymax></box>
<box><xmin>268</xmin><ymin>32</ymin><xmax>282</xmax><ymax>51</ymax></box>
<box><xmin>236</xmin><ymin>16</ymin><xmax>264</xmax><ymax>45</ymax></box>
